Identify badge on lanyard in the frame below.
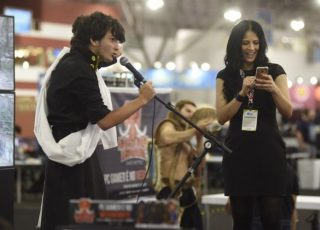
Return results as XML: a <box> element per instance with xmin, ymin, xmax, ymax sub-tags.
<box><xmin>242</xmin><ymin>109</ymin><xmax>258</xmax><ymax>131</ymax></box>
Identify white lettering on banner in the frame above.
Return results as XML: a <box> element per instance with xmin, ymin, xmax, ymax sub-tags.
<box><xmin>104</xmin><ymin>169</ymin><xmax>146</xmax><ymax>184</ymax></box>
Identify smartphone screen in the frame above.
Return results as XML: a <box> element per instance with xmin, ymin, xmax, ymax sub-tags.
<box><xmin>256</xmin><ymin>67</ymin><xmax>268</xmax><ymax>78</ymax></box>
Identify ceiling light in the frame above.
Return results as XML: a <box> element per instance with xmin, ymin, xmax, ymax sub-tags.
<box><xmin>190</xmin><ymin>61</ymin><xmax>199</xmax><ymax>70</ymax></box>
<box><xmin>165</xmin><ymin>62</ymin><xmax>176</xmax><ymax>71</ymax></box>
<box><xmin>133</xmin><ymin>62</ymin><xmax>142</xmax><ymax>70</ymax></box>
<box><xmin>201</xmin><ymin>63</ymin><xmax>211</xmax><ymax>71</ymax></box>
<box><xmin>224</xmin><ymin>9</ymin><xmax>242</xmax><ymax>22</ymax></box>
<box><xmin>310</xmin><ymin>76</ymin><xmax>318</xmax><ymax>85</ymax></box>
<box><xmin>146</xmin><ymin>0</ymin><xmax>164</xmax><ymax>11</ymax></box>
<box><xmin>22</xmin><ymin>61</ymin><xmax>29</xmax><ymax>69</ymax></box>
<box><xmin>297</xmin><ymin>77</ymin><xmax>304</xmax><ymax>84</ymax></box>
<box><xmin>290</xmin><ymin>19</ymin><xmax>304</xmax><ymax>31</ymax></box>
<box><xmin>154</xmin><ymin>61</ymin><xmax>162</xmax><ymax>69</ymax></box>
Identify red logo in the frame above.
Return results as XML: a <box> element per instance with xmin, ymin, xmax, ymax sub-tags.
<box><xmin>73</xmin><ymin>198</ymin><xmax>95</xmax><ymax>223</ymax></box>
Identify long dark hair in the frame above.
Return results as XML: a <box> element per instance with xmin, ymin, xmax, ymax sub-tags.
<box><xmin>223</xmin><ymin>20</ymin><xmax>269</xmax><ymax>101</ymax></box>
<box><xmin>70</xmin><ymin>11</ymin><xmax>125</xmax><ymax>49</ymax></box>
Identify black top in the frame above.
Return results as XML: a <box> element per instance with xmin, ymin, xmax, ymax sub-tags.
<box><xmin>47</xmin><ymin>47</ymin><xmax>111</xmax><ymax>140</ymax></box>
<box><xmin>40</xmin><ymin>47</ymin><xmax>113</xmax><ymax>230</ymax></box>
<box><xmin>217</xmin><ymin>63</ymin><xmax>288</xmax><ymax>196</ymax></box>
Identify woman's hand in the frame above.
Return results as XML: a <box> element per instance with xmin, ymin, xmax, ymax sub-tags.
<box><xmin>254</xmin><ymin>73</ymin><xmax>276</xmax><ymax>93</ymax></box>
<box><xmin>240</xmin><ymin>76</ymin><xmax>256</xmax><ymax>96</ymax></box>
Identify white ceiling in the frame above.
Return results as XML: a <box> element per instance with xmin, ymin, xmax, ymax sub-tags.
<box><xmin>86</xmin><ymin>0</ymin><xmax>320</xmax><ymax>66</ymax></box>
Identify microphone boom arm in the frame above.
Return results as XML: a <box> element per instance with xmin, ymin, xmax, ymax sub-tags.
<box><xmin>120</xmin><ymin>56</ymin><xmax>232</xmax><ymax>198</ymax></box>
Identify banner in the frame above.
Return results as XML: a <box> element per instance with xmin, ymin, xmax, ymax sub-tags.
<box><xmin>97</xmin><ymin>87</ymin><xmax>171</xmax><ymax>199</ymax></box>
<box><xmin>290</xmin><ymin>84</ymin><xmax>316</xmax><ymax>109</ymax></box>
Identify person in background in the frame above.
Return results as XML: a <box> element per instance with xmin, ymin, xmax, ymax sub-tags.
<box><xmin>34</xmin><ymin>11</ymin><xmax>155</xmax><ymax>230</ymax></box>
<box><xmin>155</xmin><ymin>100</ymin><xmax>213</xmax><ymax>230</ymax></box>
<box><xmin>295</xmin><ymin>109</ymin><xmax>317</xmax><ymax>156</ymax></box>
<box><xmin>215</xmin><ymin>20</ymin><xmax>292</xmax><ymax>230</ymax></box>
<box><xmin>14</xmin><ymin>125</ymin><xmax>23</xmax><ymax>160</ymax></box>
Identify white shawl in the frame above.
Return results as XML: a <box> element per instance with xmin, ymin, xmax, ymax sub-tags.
<box><xmin>34</xmin><ymin>47</ymin><xmax>118</xmax><ymax>167</ymax></box>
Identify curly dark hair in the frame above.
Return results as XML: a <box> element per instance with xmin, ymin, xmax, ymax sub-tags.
<box><xmin>223</xmin><ymin>20</ymin><xmax>269</xmax><ymax>101</ymax></box>
<box><xmin>70</xmin><ymin>11</ymin><xmax>125</xmax><ymax>49</ymax></box>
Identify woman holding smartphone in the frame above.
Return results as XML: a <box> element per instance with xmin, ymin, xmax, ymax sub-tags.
<box><xmin>215</xmin><ymin>20</ymin><xmax>292</xmax><ymax>230</ymax></box>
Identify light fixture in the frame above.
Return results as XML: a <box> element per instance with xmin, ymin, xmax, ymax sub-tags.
<box><xmin>287</xmin><ymin>79</ymin><xmax>293</xmax><ymax>88</ymax></box>
<box><xmin>297</xmin><ymin>76</ymin><xmax>304</xmax><ymax>84</ymax></box>
<box><xmin>22</xmin><ymin>61</ymin><xmax>29</xmax><ymax>69</ymax></box>
<box><xmin>146</xmin><ymin>0</ymin><xmax>164</xmax><ymax>11</ymax></box>
<box><xmin>133</xmin><ymin>62</ymin><xmax>142</xmax><ymax>70</ymax></box>
<box><xmin>189</xmin><ymin>61</ymin><xmax>199</xmax><ymax>70</ymax></box>
<box><xmin>154</xmin><ymin>61</ymin><xmax>162</xmax><ymax>69</ymax></box>
<box><xmin>290</xmin><ymin>19</ymin><xmax>304</xmax><ymax>31</ymax></box>
<box><xmin>201</xmin><ymin>63</ymin><xmax>211</xmax><ymax>71</ymax></box>
<box><xmin>310</xmin><ymin>76</ymin><xmax>318</xmax><ymax>85</ymax></box>
<box><xmin>165</xmin><ymin>62</ymin><xmax>176</xmax><ymax>71</ymax></box>
<box><xmin>224</xmin><ymin>9</ymin><xmax>242</xmax><ymax>22</ymax></box>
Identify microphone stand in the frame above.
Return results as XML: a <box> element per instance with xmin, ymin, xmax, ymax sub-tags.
<box><xmin>133</xmin><ymin>78</ymin><xmax>232</xmax><ymax>199</ymax></box>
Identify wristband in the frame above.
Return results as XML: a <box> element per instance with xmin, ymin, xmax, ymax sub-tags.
<box><xmin>235</xmin><ymin>94</ymin><xmax>245</xmax><ymax>102</ymax></box>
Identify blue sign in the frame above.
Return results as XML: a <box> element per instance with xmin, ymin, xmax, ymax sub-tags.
<box><xmin>142</xmin><ymin>69</ymin><xmax>217</xmax><ymax>89</ymax></box>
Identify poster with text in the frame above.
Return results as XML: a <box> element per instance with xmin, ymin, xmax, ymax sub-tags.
<box><xmin>98</xmin><ymin>88</ymin><xmax>171</xmax><ymax>199</ymax></box>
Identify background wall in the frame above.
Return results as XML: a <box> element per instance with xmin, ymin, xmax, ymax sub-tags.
<box><xmin>2</xmin><ymin>0</ymin><xmax>320</xmax><ymax>137</ymax></box>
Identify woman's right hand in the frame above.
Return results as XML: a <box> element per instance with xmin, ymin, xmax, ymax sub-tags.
<box><xmin>138</xmin><ymin>81</ymin><xmax>155</xmax><ymax>105</ymax></box>
<box><xmin>240</xmin><ymin>76</ymin><xmax>256</xmax><ymax>96</ymax></box>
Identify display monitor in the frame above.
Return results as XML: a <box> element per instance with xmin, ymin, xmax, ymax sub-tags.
<box><xmin>0</xmin><ymin>93</ymin><xmax>14</xmax><ymax>167</ymax></box>
<box><xmin>0</xmin><ymin>15</ymin><xmax>14</xmax><ymax>91</ymax></box>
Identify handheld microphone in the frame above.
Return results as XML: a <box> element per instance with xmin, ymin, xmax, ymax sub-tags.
<box><xmin>119</xmin><ymin>56</ymin><xmax>146</xmax><ymax>86</ymax></box>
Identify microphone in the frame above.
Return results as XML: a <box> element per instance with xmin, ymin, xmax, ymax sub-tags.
<box><xmin>120</xmin><ymin>56</ymin><xmax>146</xmax><ymax>86</ymax></box>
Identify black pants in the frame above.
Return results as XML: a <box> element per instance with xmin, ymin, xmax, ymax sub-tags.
<box><xmin>230</xmin><ymin>196</ymin><xmax>286</xmax><ymax>230</ymax></box>
<box><xmin>40</xmin><ymin>152</ymin><xmax>107</xmax><ymax>230</ymax></box>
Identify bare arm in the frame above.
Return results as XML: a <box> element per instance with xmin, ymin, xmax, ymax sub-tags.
<box><xmin>97</xmin><ymin>81</ymin><xmax>155</xmax><ymax>130</ymax></box>
<box><xmin>272</xmin><ymin>75</ymin><xmax>292</xmax><ymax>119</ymax></box>
<box><xmin>157</xmin><ymin>122</ymin><xmax>197</xmax><ymax>146</ymax></box>
<box><xmin>216</xmin><ymin>77</ymin><xmax>255</xmax><ymax>125</ymax></box>
<box><xmin>255</xmin><ymin>74</ymin><xmax>292</xmax><ymax>119</ymax></box>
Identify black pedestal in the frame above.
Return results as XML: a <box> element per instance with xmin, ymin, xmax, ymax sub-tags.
<box><xmin>0</xmin><ymin>167</ymin><xmax>14</xmax><ymax>225</ymax></box>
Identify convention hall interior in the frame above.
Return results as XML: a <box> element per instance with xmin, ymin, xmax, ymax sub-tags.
<box><xmin>1</xmin><ymin>0</ymin><xmax>320</xmax><ymax>229</ymax></box>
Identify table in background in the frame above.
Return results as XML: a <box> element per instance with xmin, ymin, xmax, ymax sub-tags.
<box><xmin>202</xmin><ymin>193</ymin><xmax>320</xmax><ymax>210</ymax></box>
<box><xmin>201</xmin><ymin>193</ymin><xmax>320</xmax><ymax>228</ymax></box>
<box><xmin>15</xmin><ymin>158</ymin><xmax>43</xmax><ymax>203</ymax></box>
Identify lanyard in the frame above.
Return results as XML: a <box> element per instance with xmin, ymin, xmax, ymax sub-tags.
<box><xmin>247</xmin><ymin>84</ymin><xmax>255</xmax><ymax>110</ymax></box>
<box><xmin>240</xmin><ymin>69</ymin><xmax>255</xmax><ymax>110</ymax></box>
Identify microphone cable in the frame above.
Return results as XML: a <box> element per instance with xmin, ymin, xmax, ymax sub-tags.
<box><xmin>136</xmin><ymin>97</ymin><xmax>156</xmax><ymax>203</ymax></box>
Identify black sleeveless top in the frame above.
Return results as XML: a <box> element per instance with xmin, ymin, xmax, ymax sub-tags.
<box><xmin>217</xmin><ymin>63</ymin><xmax>287</xmax><ymax>196</ymax></box>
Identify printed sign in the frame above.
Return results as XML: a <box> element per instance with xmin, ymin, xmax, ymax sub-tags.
<box><xmin>97</xmin><ymin>88</ymin><xmax>171</xmax><ymax>199</ymax></box>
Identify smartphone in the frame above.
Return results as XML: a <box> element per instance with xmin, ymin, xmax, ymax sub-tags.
<box><xmin>255</xmin><ymin>66</ymin><xmax>269</xmax><ymax>78</ymax></box>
